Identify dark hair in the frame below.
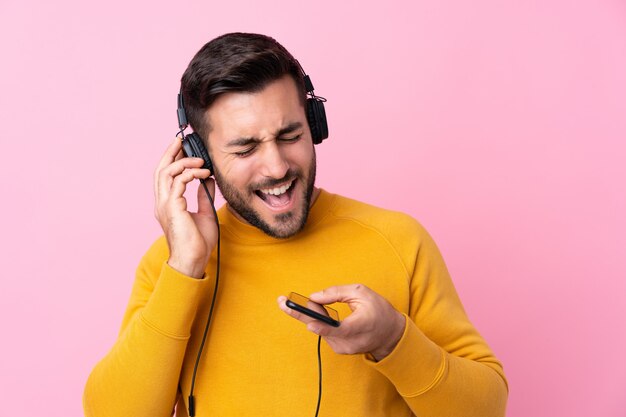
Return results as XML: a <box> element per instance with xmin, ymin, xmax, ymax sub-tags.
<box><xmin>181</xmin><ymin>32</ymin><xmax>306</xmax><ymax>142</ymax></box>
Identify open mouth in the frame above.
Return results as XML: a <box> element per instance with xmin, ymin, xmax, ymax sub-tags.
<box><xmin>255</xmin><ymin>180</ymin><xmax>296</xmax><ymax>209</ymax></box>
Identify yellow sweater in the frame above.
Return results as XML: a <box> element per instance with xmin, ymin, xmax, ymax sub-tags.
<box><xmin>84</xmin><ymin>190</ymin><xmax>507</xmax><ymax>417</ymax></box>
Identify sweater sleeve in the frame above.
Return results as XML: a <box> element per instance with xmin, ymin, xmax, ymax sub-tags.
<box><xmin>83</xmin><ymin>237</ymin><xmax>211</xmax><ymax>417</ymax></box>
<box><xmin>365</xmin><ymin>221</ymin><xmax>508</xmax><ymax>417</ymax></box>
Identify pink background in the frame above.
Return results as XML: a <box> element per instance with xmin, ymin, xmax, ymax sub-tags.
<box><xmin>1</xmin><ymin>0</ymin><xmax>625</xmax><ymax>416</ymax></box>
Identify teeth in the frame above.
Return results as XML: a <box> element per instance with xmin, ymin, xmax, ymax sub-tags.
<box><xmin>260</xmin><ymin>181</ymin><xmax>293</xmax><ymax>196</ymax></box>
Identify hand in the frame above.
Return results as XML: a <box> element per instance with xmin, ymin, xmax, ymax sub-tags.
<box><xmin>278</xmin><ymin>284</ymin><xmax>406</xmax><ymax>361</ymax></box>
<box><xmin>154</xmin><ymin>137</ymin><xmax>217</xmax><ymax>278</ymax></box>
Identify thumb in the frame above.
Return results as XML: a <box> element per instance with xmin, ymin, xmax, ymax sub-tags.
<box><xmin>197</xmin><ymin>178</ymin><xmax>216</xmax><ymax>215</ymax></box>
<box><xmin>309</xmin><ymin>286</ymin><xmax>346</xmax><ymax>304</ymax></box>
<box><xmin>309</xmin><ymin>284</ymin><xmax>362</xmax><ymax>304</ymax></box>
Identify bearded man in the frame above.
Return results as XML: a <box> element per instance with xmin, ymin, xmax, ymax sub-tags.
<box><xmin>84</xmin><ymin>32</ymin><xmax>508</xmax><ymax>417</ymax></box>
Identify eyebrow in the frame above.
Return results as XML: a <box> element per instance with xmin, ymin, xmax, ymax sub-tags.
<box><xmin>225</xmin><ymin>122</ymin><xmax>303</xmax><ymax>148</ymax></box>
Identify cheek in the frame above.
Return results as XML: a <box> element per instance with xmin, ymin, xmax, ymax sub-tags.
<box><xmin>288</xmin><ymin>142</ymin><xmax>315</xmax><ymax>167</ymax></box>
<box><xmin>221</xmin><ymin>158</ymin><xmax>257</xmax><ymax>187</ymax></box>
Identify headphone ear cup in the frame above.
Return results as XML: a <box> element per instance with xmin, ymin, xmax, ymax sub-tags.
<box><xmin>182</xmin><ymin>132</ymin><xmax>214</xmax><ymax>174</ymax></box>
<box><xmin>306</xmin><ymin>98</ymin><xmax>329</xmax><ymax>145</ymax></box>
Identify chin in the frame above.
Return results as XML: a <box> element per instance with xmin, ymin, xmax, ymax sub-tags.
<box><xmin>250</xmin><ymin>185</ymin><xmax>311</xmax><ymax>239</ymax></box>
<box><xmin>214</xmin><ymin>153</ymin><xmax>317</xmax><ymax>239</ymax></box>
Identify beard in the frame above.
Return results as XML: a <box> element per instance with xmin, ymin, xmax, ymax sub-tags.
<box><xmin>213</xmin><ymin>153</ymin><xmax>317</xmax><ymax>239</ymax></box>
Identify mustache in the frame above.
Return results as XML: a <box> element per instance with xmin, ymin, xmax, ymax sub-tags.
<box><xmin>251</xmin><ymin>170</ymin><xmax>299</xmax><ymax>190</ymax></box>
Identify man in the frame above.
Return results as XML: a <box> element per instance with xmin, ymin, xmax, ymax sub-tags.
<box><xmin>84</xmin><ymin>33</ymin><xmax>508</xmax><ymax>417</ymax></box>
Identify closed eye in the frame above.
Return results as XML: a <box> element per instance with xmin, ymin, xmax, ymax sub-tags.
<box><xmin>233</xmin><ymin>147</ymin><xmax>256</xmax><ymax>157</ymax></box>
<box><xmin>279</xmin><ymin>134</ymin><xmax>302</xmax><ymax>143</ymax></box>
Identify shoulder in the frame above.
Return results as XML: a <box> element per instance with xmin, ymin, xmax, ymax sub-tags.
<box><xmin>326</xmin><ymin>193</ymin><xmax>430</xmax><ymax>242</ymax></box>
<box><xmin>319</xmin><ymin>192</ymin><xmax>448</xmax><ymax>277</ymax></box>
<box><xmin>322</xmin><ymin>192</ymin><xmax>439</xmax><ymax>264</ymax></box>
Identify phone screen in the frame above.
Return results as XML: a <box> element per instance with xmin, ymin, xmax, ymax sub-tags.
<box><xmin>286</xmin><ymin>292</ymin><xmax>340</xmax><ymax>327</ymax></box>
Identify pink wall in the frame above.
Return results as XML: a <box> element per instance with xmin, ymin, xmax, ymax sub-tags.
<box><xmin>1</xmin><ymin>0</ymin><xmax>624</xmax><ymax>415</ymax></box>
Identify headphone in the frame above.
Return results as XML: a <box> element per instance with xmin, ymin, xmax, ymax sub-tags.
<box><xmin>176</xmin><ymin>61</ymin><xmax>328</xmax><ymax>170</ymax></box>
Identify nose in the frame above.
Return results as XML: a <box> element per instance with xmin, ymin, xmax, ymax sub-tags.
<box><xmin>258</xmin><ymin>142</ymin><xmax>289</xmax><ymax>179</ymax></box>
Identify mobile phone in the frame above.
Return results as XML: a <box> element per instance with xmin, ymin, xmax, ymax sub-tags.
<box><xmin>286</xmin><ymin>292</ymin><xmax>340</xmax><ymax>327</ymax></box>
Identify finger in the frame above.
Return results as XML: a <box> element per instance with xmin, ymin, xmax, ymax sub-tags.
<box><xmin>155</xmin><ymin>137</ymin><xmax>183</xmax><ymax>174</ymax></box>
<box><xmin>309</xmin><ymin>284</ymin><xmax>369</xmax><ymax>304</ymax></box>
<box><xmin>277</xmin><ymin>296</ymin><xmax>318</xmax><ymax>325</ymax></box>
<box><xmin>155</xmin><ymin>137</ymin><xmax>204</xmax><ymax>196</ymax></box>
<box><xmin>158</xmin><ymin>158</ymin><xmax>206</xmax><ymax>202</ymax></box>
<box><xmin>169</xmin><ymin>168</ymin><xmax>212</xmax><ymax>200</ymax></box>
<box><xmin>161</xmin><ymin>157</ymin><xmax>206</xmax><ymax>180</ymax></box>
<box><xmin>307</xmin><ymin>320</ymin><xmax>343</xmax><ymax>337</ymax></box>
<box><xmin>154</xmin><ymin>138</ymin><xmax>182</xmax><ymax>201</ymax></box>
<box><xmin>197</xmin><ymin>177</ymin><xmax>216</xmax><ymax>215</ymax></box>
<box><xmin>155</xmin><ymin>139</ymin><xmax>195</xmax><ymax>201</ymax></box>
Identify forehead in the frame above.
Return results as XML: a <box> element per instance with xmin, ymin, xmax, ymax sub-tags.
<box><xmin>205</xmin><ymin>75</ymin><xmax>305</xmax><ymax>143</ymax></box>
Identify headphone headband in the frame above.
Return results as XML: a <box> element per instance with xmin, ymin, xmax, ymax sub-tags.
<box><xmin>177</xmin><ymin>91</ymin><xmax>188</xmax><ymax>130</ymax></box>
<box><xmin>177</xmin><ymin>62</ymin><xmax>328</xmax><ymax>143</ymax></box>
